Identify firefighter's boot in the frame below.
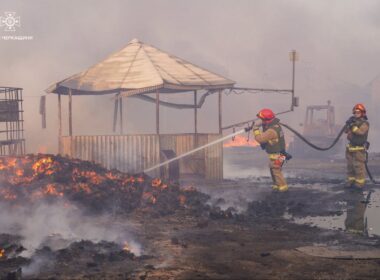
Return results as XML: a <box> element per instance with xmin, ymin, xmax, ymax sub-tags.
<box><xmin>278</xmin><ymin>185</ymin><xmax>289</xmax><ymax>192</ymax></box>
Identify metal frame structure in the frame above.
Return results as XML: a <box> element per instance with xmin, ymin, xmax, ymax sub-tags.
<box><xmin>0</xmin><ymin>87</ymin><xmax>25</xmax><ymax>156</ymax></box>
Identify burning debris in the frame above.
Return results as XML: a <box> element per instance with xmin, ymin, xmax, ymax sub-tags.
<box><xmin>0</xmin><ymin>154</ymin><xmax>212</xmax><ymax>278</ymax></box>
<box><xmin>0</xmin><ymin>154</ymin><xmax>207</xmax><ymax>215</ymax></box>
<box><xmin>0</xmin><ymin>154</ymin><xmax>241</xmax><ymax>279</ymax></box>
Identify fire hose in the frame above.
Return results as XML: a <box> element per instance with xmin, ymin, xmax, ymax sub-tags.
<box><xmin>145</xmin><ymin>120</ymin><xmax>378</xmax><ymax>185</ymax></box>
<box><xmin>278</xmin><ymin>122</ymin><xmax>379</xmax><ymax>185</ymax></box>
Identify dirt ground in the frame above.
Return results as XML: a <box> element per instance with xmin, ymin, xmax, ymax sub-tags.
<box><xmin>1</xmin><ymin>151</ymin><xmax>380</xmax><ymax>279</ymax></box>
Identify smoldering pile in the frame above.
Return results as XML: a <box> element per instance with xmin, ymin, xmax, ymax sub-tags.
<box><xmin>0</xmin><ymin>154</ymin><xmax>209</xmax><ymax>216</ymax></box>
<box><xmin>0</xmin><ymin>232</ymin><xmax>149</xmax><ymax>279</ymax></box>
<box><xmin>0</xmin><ymin>154</ymin><xmax>213</xmax><ymax>279</ymax></box>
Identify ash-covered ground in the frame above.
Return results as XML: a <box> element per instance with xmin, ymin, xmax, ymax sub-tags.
<box><xmin>1</xmin><ymin>149</ymin><xmax>380</xmax><ymax>279</ymax></box>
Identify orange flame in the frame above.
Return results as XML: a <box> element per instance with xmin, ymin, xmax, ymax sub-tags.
<box><xmin>0</xmin><ymin>248</ymin><xmax>5</xmax><ymax>258</ymax></box>
<box><xmin>72</xmin><ymin>168</ymin><xmax>105</xmax><ymax>185</ymax></box>
<box><xmin>32</xmin><ymin>157</ymin><xmax>58</xmax><ymax>176</ymax></box>
<box><xmin>142</xmin><ymin>192</ymin><xmax>157</xmax><ymax>204</ymax></box>
<box><xmin>123</xmin><ymin>242</ymin><xmax>129</xmax><ymax>251</ymax></box>
<box><xmin>15</xmin><ymin>169</ymin><xmax>24</xmax><ymax>177</ymax></box>
<box><xmin>74</xmin><ymin>183</ymin><xmax>92</xmax><ymax>194</ymax></box>
<box><xmin>223</xmin><ymin>134</ymin><xmax>260</xmax><ymax>148</ymax></box>
<box><xmin>151</xmin><ymin>178</ymin><xmax>162</xmax><ymax>187</ymax></box>
<box><xmin>44</xmin><ymin>184</ymin><xmax>64</xmax><ymax>197</ymax></box>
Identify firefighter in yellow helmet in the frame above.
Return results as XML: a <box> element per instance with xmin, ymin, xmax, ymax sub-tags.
<box><xmin>252</xmin><ymin>109</ymin><xmax>289</xmax><ymax>192</ymax></box>
<box><xmin>345</xmin><ymin>103</ymin><xmax>369</xmax><ymax>188</ymax></box>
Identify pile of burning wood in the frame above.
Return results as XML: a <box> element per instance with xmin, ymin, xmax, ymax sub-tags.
<box><xmin>0</xmin><ymin>154</ymin><xmax>207</xmax><ymax>215</ymax></box>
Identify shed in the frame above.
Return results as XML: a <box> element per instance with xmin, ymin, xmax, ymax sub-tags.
<box><xmin>46</xmin><ymin>38</ymin><xmax>236</xmax><ymax>180</ymax></box>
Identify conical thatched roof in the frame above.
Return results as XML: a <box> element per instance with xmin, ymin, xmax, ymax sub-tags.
<box><xmin>46</xmin><ymin>38</ymin><xmax>235</xmax><ymax>96</ymax></box>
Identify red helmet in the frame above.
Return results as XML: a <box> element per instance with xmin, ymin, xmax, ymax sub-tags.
<box><xmin>352</xmin><ymin>103</ymin><xmax>366</xmax><ymax>117</ymax></box>
<box><xmin>257</xmin><ymin>108</ymin><xmax>275</xmax><ymax>122</ymax></box>
<box><xmin>352</xmin><ymin>103</ymin><xmax>366</xmax><ymax>114</ymax></box>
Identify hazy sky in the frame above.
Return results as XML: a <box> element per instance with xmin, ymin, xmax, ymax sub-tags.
<box><xmin>1</xmin><ymin>0</ymin><xmax>380</xmax><ymax>152</ymax></box>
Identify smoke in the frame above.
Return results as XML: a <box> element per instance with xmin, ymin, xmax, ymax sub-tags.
<box><xmin>0</xmin><ymin>0</ymin><xmax>380</xmax><ymax>152</ymax></box>
<box><xmin>0</xmin><ymin>200</ymin><xmax>142</xmax><ymax>257</ymax></box>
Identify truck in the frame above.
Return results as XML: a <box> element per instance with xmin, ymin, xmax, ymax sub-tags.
<box><xmin>288</xmin><ymin>101</ymin><xmax>344</xmax><ymax>158</ymax></box>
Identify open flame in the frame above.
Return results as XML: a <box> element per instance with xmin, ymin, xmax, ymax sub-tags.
<box><xmin>123</xmin><ymin>242</ymin><xmax>130</xmax><ymax>251</ymax></box>
<box><xmin>44</xmin><ymin>184</ymin><xmax>64</xmax><ymax>197</ymax></box>
<box><xmin>0</xmin><ymin>248</ymin><xmax>5</xmax><ymax>258</ymax></box>
<box><xmin>223</xmin><ymin>134</ymin><xmax>259</xmax><ymax>148</ymax></box>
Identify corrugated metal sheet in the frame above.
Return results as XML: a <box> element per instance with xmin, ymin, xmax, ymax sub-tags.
<box><xmin>60</xmin><ymin>133</ymin><xmax>223</xmax><ymax>180</ymax></box>
<box><xmin>205</xmin><ymin>134</ymin><xmax>223</xmax><ymax>180</ymax></box>
<box><xmin>61</xmin><ymin>135</ymin><xmax>160</xmax><ymax>176</ymax></box>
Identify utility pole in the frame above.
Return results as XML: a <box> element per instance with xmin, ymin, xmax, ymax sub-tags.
<box><xmin>289</xmin><ymin>50</ymin><xmax>298</xmax><ymax>111</ymax></box>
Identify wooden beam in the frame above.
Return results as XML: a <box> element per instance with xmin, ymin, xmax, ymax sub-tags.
<box><xmin>68</xmin><ymin>89</ymin><xmax>73</xmax><ymax>136</ymax></box>
<box><xmin>194</xmin><ymin>90</ymin><xmax>198</xmax><ymax>134</ymax></box>
<box><xmin>113</xmin><ymin>98</ymin><xmax>118</xmax><ymax>132</ymax></box>
<box><xmin>156</xmin><ymin>90</ymin><xmax>160</xmax><ymax>134</ymax></box>
<box><xmin>58</xmin><ymin>93</ymin><xmax>62</xmax><ymax>153</ymax></box>
<box><xmin>119</xmin><ymin>97</ymin><xmax>123</xmax><ymax>135</ymax></box>
<box><xmin>218</xmin><ymin>90</ymin><xmax>222</xmax><ymax>134</ymax></box>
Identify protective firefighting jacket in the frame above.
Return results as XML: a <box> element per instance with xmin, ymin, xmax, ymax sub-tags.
<box><xmin>254</xmin><ymin>118</ymin><xmax>286</xmax><ymax>154</ymax></box>
<box><xmin>347</xmin><ymin>118</ymin><xmax>369</xmax><ymax>147</ymax></box>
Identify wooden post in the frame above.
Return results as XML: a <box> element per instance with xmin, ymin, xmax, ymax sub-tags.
<box><xmin>194</xmin><ymin>90</ymin><xmax>198</xmax><ymax>148</ymax></box>
<box><xmin>218</xmin><ymin>90</ymin><xmax>222</xmax><ymax>134</ymax></box>
<box><xmin>194</xmin><ymin>90</ymin><xmax>198</xmax><ymax>134</ymax></box>
<box><xmin>68</xmin><ymin>89</ymin><xmax>73</xmax><ymax>136</ymax></box>
<box><xmin>113</xmin><ymin>98</ymin><xmax>119</xmax><ymax>133</ymax></box>
<box><xmin>119</xmin><ymin>97</ymin><xmax>123</xmax><ymax>135</ymax></box>
<box><xmin>58</xmin><ymin>93</ymin><xmax>62</xmax><ymax>154</ymax></box>
<box><xmin>156</xmin><ymin>90</ymin><xmax>160</xmax><ymax>134</ymax></box>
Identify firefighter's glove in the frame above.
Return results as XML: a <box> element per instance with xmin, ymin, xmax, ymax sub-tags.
<box><xmin>345</xmin><ymin>116</ymin><xmax>356</xmax><ymax>127</ymax></box>
<box><xmin>253</xmin><ymin>128</ymin><xmax>261</xmax><ymax>136</ymax></box>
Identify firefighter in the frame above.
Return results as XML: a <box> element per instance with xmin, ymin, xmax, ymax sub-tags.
<box><xmin>251</xmin><ymin>109</ymin><xmax>289</xmax><ymax>192</ymax></box>
<box><xmin>345</xmin><ymin>103</ymin><xmax>369</xmax><ymax>188</ymax></box>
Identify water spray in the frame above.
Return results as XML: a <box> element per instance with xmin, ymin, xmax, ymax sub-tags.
<box><xmin>144</xmin><ymin>129</ymin><xmax>246</xmax><ymax>173</ymax></box>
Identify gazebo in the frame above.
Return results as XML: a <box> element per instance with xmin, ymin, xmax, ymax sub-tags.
<box><xmin>46</xmin><ymin>39</ymin><xmax>236</xmax><ymax>180</ymax></box>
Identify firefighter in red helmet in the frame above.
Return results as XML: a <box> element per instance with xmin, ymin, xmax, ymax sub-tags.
<box><xmin>252</xmin><ymin>109</ymin><xmax>289</xmax><ymax>192</ymax></box>
<box><xmin>345</xmin><ymin>103</ymin><xmax>369</xmax><ymax>188</ymax></box>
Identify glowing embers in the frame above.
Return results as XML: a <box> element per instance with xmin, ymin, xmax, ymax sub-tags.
<box><xmin>44</xmin><ymin>184</ymin><xmax>64</xmax><ymax>197</ymax></box>
<box><xmin>72</xmin><ymin>168</ymin><xmax>105</xmax><ymax>185</ymax></box>
<box><xmin>0</xmin><ymin>248</ymin><xmax>5</xmax><ymax>258</ymax></box>
<box><xmin>142</xmin><ymin>192</ymin><xmax>157</xmax><ymax>204</ymax></box>
<box><xmin>0</xmin><ymin>154</ymin><xmax>202</xmax><ymax>215</ymax></box>
<box><xmin>223</xmin><ymin>134</ymin><xmax>259</xmax><ymax>148</ymax></box>
<box><xmin>123</xmin><ymin>242</ymin><xmax>130</xmax><ymax>252</ymax></box>
<box><xmin>32</xmin><ymin>156</ymin><xmax>60</xmax><ymax>176</ymax></box>
<box><xmin>151</xmin><ymin>178</ymin><xmax>168</xmax><ymax>190</ymax></box>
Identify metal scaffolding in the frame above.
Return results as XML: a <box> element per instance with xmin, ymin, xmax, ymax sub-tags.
<box><xmin>0</xmin><ymin>87</ymin><xmax>25</xmax><ymax>156</ymax></box>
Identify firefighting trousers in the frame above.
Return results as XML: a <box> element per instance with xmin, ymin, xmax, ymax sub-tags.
<box><xmin>346</xmin><ymin>148</ymin><xmax>366</xmax><ymax>186</ymax></box>
<box><xmin>268</xmin><ymin>154</ymin><xmax>287</xmax><ymax>187</ymax></box>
